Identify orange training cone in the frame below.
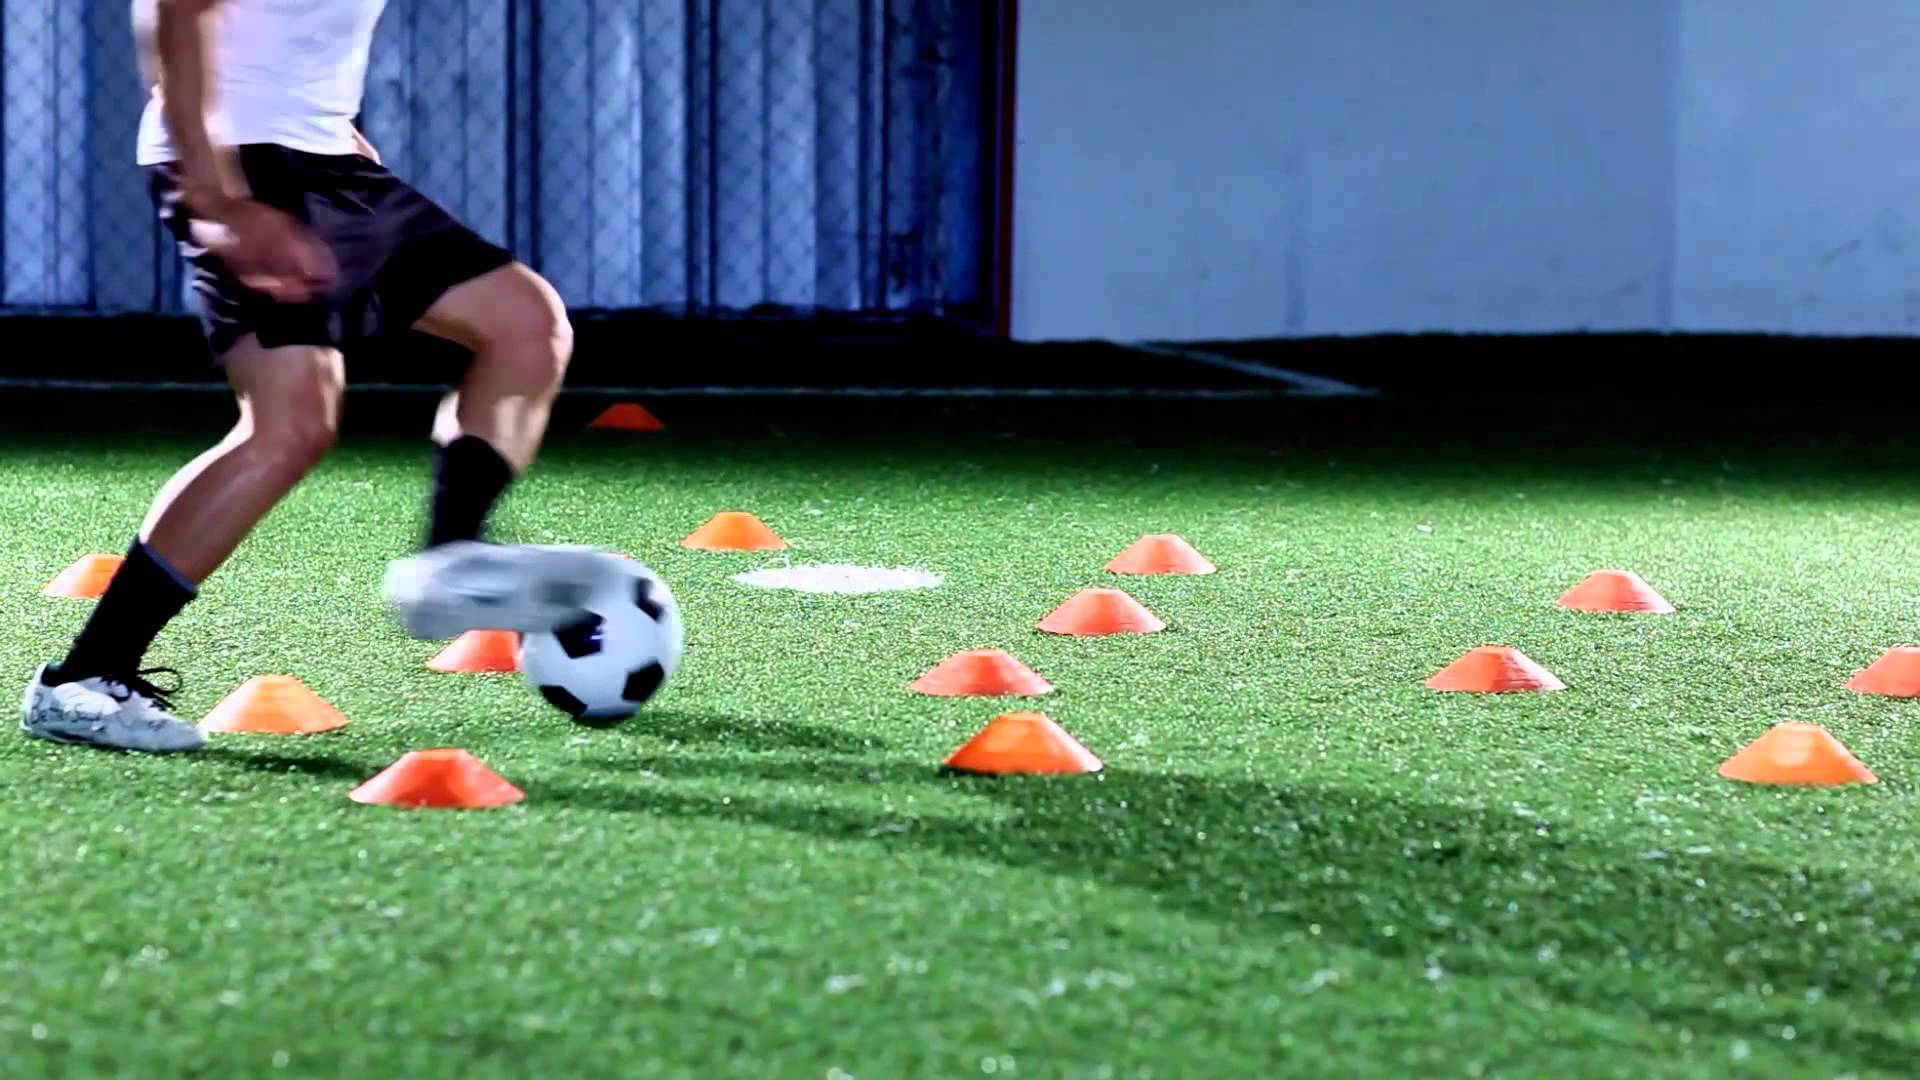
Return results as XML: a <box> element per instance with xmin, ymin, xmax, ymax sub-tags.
<box><xmin>944</xmin><ymin>712</ymin><xmax>1102</xmax><ymax>775</ymax></box>
<box><xmin>1107</xmin><ymin>534</ymin><xmax>1216</xmax><ymax>575</ymax></box>
<box><xmin>1718</xmin><ymin>722</ymin><xmax>1878</xmax><ymax>786</ymax></box>
<box><xmin>589</xmin><ymin>402</ymin><xmax>664</xmax><ymax>431</ymax></box>
<box><xmin>349</xmin><ymin>749</ymin><xmax>526</xmax><ymax>809</ymax></box>
<box><xmin>681</xmin><ymin>511</ymin><xmax>787</xmax><ymax>551</ymax></box>
<box><xmin>427</xmin><ymin>629</ymin><xmax>521</xmax><ymax>673</ymax></box>
<box><xmin>1557</xmin><ymin>569</ymin><xmax>1674</xmax><ymax>613</ymax></box>
<box><xmin>1037</xmin><ymin>588</ymin><xmax>1165</xmax><ymax>636</ymax></box>
<box><xmin>1845</xmin><ymin>646</ymin><xmax>1920</xmax><ymax>697</ymax></box>
<box><xmin>42</xmin><ymin>554</ymin><xmax>123</xmax><ymax>599</ymax></box>
<box><xmin>200</xmin><ymin>675</ymin><xmax>350</xmax><ymax>735</ymax></box>
<box><xmin>910</xmin><ymin>649</ymin><xmax>1054</xmax><ymax>697</ymax></box>
<box><xmin>1424</xmin><ymin>646</ymin><xmax>1565</xmax><ymax>692</ymax></box>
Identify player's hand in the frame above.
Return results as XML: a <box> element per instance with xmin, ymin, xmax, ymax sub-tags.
<box><xmin>351</xmin><ymin>126</ymin><xmax>381</xmax><ymax>164</ymax></box>
<box><xmin>194</xmin><ymin>199</ymin><xmax>337</xmax><ymax>303</ymax></box>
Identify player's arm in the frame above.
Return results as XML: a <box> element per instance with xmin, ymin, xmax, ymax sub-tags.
<box><xmin>147</xmin><ymin>0</ymin><xmax>336</xmax><ymax>301</ymax></box>
<box><xmin>150</xmin><ymin>0</ymin><xmax>246</xmax><ymax>218</ymax></box>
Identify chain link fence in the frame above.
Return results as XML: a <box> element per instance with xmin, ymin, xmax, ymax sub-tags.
<box><xmin>0</xmin><ymin>0</ymin><xmax>991</xmax><ymax>320</ymax></box>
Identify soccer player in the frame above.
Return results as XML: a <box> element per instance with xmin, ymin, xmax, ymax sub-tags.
<box><xmin>20</xmin><ymin>0</ymin><xmax>615</xmax><ymax>752</ymax></box>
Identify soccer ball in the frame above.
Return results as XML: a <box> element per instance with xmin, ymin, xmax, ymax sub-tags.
<box><xmin>519</xmin><ymin>557</ymin><xmax>684</xmax><ymax>725</ymax></box>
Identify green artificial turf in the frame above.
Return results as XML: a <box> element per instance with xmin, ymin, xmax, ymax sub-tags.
<box><xmin>2</xmin><ymin>390</ymin><xmax>1920</xmax><ymax>1077</ymax></box>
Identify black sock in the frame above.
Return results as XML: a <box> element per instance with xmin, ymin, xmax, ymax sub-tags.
<box><xmin>51</xmin><ymin>539</ymin><xmax>197</xmax><ymax>683</ymax></box>
<box><xmin>425</xmin><ymin>434</ymin><xmax>515</xmax><ymax>548</ymax></box>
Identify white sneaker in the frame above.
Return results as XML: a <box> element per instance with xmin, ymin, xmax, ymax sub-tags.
<box><xmin>19</xmin><ymin>664</ymin><xmax>206</xmax><ymax>753</ymax></box>
<box><xmin>382</xmin><ymin>541</ymin><xmax>619</xmax><ymax>640</ymax></box>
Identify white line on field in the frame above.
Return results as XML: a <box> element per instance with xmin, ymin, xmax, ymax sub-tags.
<box><xmin>1116</xmin><ymin>341</ymin><xmax>1378</xmax><ymax>397</ymax></box>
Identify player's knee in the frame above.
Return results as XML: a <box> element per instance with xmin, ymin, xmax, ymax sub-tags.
<box><xmin>540</xmin><ymin>286</ymin><xmax>575</xmax><ymax>361</ymax></box>
<box><xmin>511</xmin><ymin>273</ymin><xmax>572</xmax><ymax>364</ymax></box>
<box><xmin>251</xmin><ymin>414</ymin><xmax>338</xmax><ymax>478</ymax></box>
<box><xmin>535</xmin><ymin>299</ymin><xmax>574</xmax><ymax>387</ymax></box>
<box><xmin>480</xmin><ymin>271</ymin><xmax>572</xmax><ymax>389</ymax></box>
<box><xmin>227</xmin><ymin>344</ymin><xmax>344</xmax><ymax>482</ymax></box>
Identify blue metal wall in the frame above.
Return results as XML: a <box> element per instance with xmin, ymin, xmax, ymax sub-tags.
<box><xmin>0</xmin><ymin>0</ymin><xmax>990</xmax><ymax>318</ymax></box>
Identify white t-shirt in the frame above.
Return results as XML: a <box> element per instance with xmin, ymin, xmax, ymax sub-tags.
<box><xmin>134</xmin><ymin>0</ymin><xmax>389</xmax><ymax>165</ymax></box>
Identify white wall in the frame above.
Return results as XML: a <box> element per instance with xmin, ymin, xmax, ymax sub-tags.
<box><xmin>1010</xmin><ymin>0</ymin><xmax>1920</xmax><ymax>342</ymax></box>
<box><xmin>1674</xmin><ymin>1</ymin><xmax>1920</xmax><ymax>334</ymax></box>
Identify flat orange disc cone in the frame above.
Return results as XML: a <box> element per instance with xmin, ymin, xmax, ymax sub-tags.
<box><xmin>944</xmin><ymin>712</ymin><xmax>1102</xmax><ymax>775</ymax></box>
<box><xmin>1845</xmin><ymin>645</ymin><xmax>1920</xmax><ymax>697</ymax></box>
<box><xmin>589</xmin><ymin>402</ymin><xmax>664</xmax><ymax>431</ymax></box>
<box><xmin>1718</xmin><ymin>722</ymin><xmax>1878</xmax><ymax>786</ymax></box>
<box><xmin>681</xmin><ymin>511</ymin><xmax>787</xmax><ymax>551</ymax></box>
<box><xmin>200</xmin><ymin>675</ymin><xmax>349</xmax><ymax>734</ymax></box>
<box><xmin>909</xmin><ymin>649</ymin><xmax>1053</xmax><ymax>697</ymax></box>
<box><xmin>1424</xmin><ymin>645</ymin><xmax>1565</xmax><ymax>692</ymax></box>
<box><xmin>1557</xmin><ymin>569</ymin><xmax>1674</xmax><ymax>613</ymax></box>
<box><xmin>43</xmin><ymin>554</ymin><xmax>123</xmax><ymax>599</ymax></box>
<box><xmin>1037</xmin><ymin>588</ymin><xmax>1165</xmax><ymax>635</ymax></box>
<box><xmin>349</xmin><ymin>749</ymin><xmax>526</xmax><ymax>809</ymax></box>
<box><xmin>1106</xmin><ymin>534</ymin><xmax>1216</xmax><ymax>575</ymax></box>
<box><xmin>427</xmin><ymin>629</ymin><xmax>521</xmax><ymax>673</ymax></box>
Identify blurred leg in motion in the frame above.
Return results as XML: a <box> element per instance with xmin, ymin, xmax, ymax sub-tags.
<box><xmin>378</xmin><ymin>260</ymin><xmax>600</xmax><ymax>642</ymax></box>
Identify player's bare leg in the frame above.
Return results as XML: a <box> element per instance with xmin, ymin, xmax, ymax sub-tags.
<box><xmin>413</xmin><ymin>262</ymin><xmax>572</xmax><ymax>546</ymax></box>
<box><xmin>143</xmin><ymin>341</ymin><xmax>346</xmax><ymax>580</ymax></box>
<box><xmin>22</xmin><ymin>340</ymin><xmax>344</xmax><ymax>752</ymax></box>
<box><xmin>416</xmin><ymin>262</ymin><xmax>573</xmax><ymax>474</ymax></box>
<box><xmin>379</xmin><ymin>261</ymin><xmax>614</xmax><ymax>641</ymax></box>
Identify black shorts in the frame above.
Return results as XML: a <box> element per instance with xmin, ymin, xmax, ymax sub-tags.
<box><xmin>148</xmin><ymin>144</ymin><xmax>515</xmax><ymax>360</ymax></box>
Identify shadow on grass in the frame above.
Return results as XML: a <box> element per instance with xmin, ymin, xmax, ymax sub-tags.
<box><xmin>186</xmin><ymin>707</ymin><xmax>1914</xmax><ymax>1070</ymax></box>
<box><xmin>576</xmin><ymin>749</ymin><xmax>926</xmax><ymax>785</ymax></box>
<box><xmin>201</xmin><ymin>746</ymin><xmax>376</xmax><ymax>781</ymax></box>
<box><xmin>610</xmin><ymin>708</ymin><xmax>887</xmax><ymax>754</ymax></box>
<box><xmin>529</xmin><ymin>751</ymin><xmax>1917</xmax><ymax>1072</ymax></box>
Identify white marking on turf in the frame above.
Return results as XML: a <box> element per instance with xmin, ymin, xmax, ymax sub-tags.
<box><xmin>1116</xmin><ymin>341</ymin><xmax>1379</xmax><ymax>398</ymax></box>
<box><xmin>732</xmin><ymin>564</ymin><xmax>942</xmax><ymax>595</ymax></box>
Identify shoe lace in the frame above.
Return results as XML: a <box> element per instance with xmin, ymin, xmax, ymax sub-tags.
<box><xmin>102</xmin><ymin>667</ymin><xmax>183</xmax><ymax>714</ymax></box>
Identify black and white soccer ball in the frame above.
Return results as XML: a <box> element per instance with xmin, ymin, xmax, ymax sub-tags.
<box><xmin>519</xmin><ymin>557</ymin><xmax>684</xmax><ymax>725</ymax></box>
